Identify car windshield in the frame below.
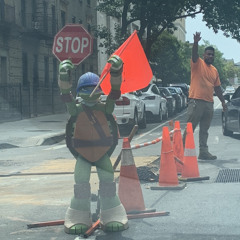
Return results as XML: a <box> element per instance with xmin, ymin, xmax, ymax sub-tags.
<box><xmin>231</xmin><ymin>86</ymin><xmax>240</xmax><ymax>99</ymax></box>
<box><xmin>141</xmin><ymin>85</ymin><xmax>151</xmax><ymax>92</ymax></box>
<box><xmin>160</xmin><ymin>88</ymin><xmax>171</xmax><ymax>97</ymax></box>
<box><xmin>226</xmin><ymin>86</ymin><xmax>235</xmax><ymax>90</ymax></box>
<box><xmin>168</xmin><ymin>87</ymin><xmax>176</xmax><ymax>94</ymax></box>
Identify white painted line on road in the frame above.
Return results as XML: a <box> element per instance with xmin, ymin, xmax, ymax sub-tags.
<box><xmin>135</xmin><ymin>111</ymin><xmax>187</xmax><ymax>141</ymax></box>
<box><xmin>44</xmin><ymin>144</ymin><xmax>66</xmax><ymax>151</ymax></box>
<box><xmin>135</xmin><ymin>98</ymin><xmax>223</xmax><ymax>143</ymax></box>
<box><xmin>215</xmin><ymin>101</ymin><xmax>222</xmax><ymax>110</ymax></box>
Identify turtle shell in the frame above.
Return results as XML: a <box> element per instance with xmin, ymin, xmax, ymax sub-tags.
<box><xmin>65</xmin><ymin>111</ymin><xmax>118</xmax><ymax>162</ymax></box>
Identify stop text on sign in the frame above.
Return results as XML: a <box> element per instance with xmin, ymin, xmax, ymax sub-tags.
<box><xmin>55</xmin><ymin>36</ymin><xmax>89</xmax><ymax>54</ymax></box>
<box><xmin>52</xmin><ymin>24</ymin><xmax>93</xmax><ymax>65</ymax></box>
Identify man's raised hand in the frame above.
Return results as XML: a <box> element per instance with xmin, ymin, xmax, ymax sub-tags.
<box><xmin>193</xmin><ymin>32</ymin><xmax>201</xmax><ymax>43</ymax></box>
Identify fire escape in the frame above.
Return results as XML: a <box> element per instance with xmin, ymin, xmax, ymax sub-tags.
<box><xmin>20</xmin><ymin>1</ymin><xmax>57</xmax><ymax>41</ymax></box>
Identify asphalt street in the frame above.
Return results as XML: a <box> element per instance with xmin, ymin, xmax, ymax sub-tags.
<box><xmin>1</xmin><ymin>98</ymin><xmax>240</xmax><ymax>240</ymax></box>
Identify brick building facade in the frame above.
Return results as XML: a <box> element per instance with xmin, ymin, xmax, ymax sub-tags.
<box><xmin>0</xmin><ymin>0</ymin><xmax>98</xmax><ymax>121</ymax></box>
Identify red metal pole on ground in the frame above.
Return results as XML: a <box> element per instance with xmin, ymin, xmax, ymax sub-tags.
<box><xmin>112</xmin><ymin>124</ymin><xmax>138</xmax><ymax>170</ymax></box>
<box><xmin>27</xmin><ymin>211</ymin><xmax>170</xmax><ymax>238</ymax></box>
<box><xmin>27</xmin><ymin>220</ymin><xmax>64</xmax><ymax>228</ymax></box>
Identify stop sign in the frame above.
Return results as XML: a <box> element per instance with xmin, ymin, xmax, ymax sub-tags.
<box><xmin>52</xmin><ymin>24</ymin><xmax>93</xmax><ymax>65</ymax></box>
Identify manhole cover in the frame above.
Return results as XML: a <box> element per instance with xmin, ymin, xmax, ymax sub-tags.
<box><xmin>215</xmin><ymin>169</ymin><xmax>240</xmax><ymax>183</ymax></box>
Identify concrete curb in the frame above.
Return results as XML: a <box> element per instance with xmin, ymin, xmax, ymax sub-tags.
<box><xmin>0</xmin><ymin>131</ymin><xmax>66</xmax><ymax>149</ymax></box>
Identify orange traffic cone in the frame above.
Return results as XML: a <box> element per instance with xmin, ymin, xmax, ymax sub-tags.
<box><xmin>151</xmin><ymin>126</ymin><xmax>186</xmax><ymax>190</ymax></box>
<box><xmin>168</xmin><ymin>120</ymin><xmax>174</xmax><ymax>141</ymax></box>
<box><xmin>179</xmin><ymin>122</ymin><xmax>209</xmax><ymax>181</ymax></box>
<box><xmin>118</xmin><ymin>137</ymin><xmax>156</xmax><ymax>214</ymax></box>
<box><xmin>172</xmin><ymin>121</ymin><xmax>184</xmax><ymax>175</ymax></box>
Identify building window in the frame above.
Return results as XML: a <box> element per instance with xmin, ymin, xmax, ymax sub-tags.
<box><xmin>33</xmin><ymin>54</ymin><xmax>39</xmax><ymax>89</ymax></box>
<box><xmin>61</xmin><ymin>10</ymin><xmax>66</xmax><ymax>27</ymax></box>
<box><xmin>87</xmin><ymin>0</ymin><xmax>91</xmax><ymax>7</ymax></box>
<box><xmin>52</xmin><ymin>5</ymin><xmax>56</xmax><ymax>34</ymax></box>
<box><xmin>22</xmin><ymin>52</ymin><xmax>28</xmax><ymax>86</ymax></box>
<box><xmin>87</xmin><ymin>24</ymin><xmax>91</xmax><ymax>33</ymax></box>
<box><xmin>31</xmin><ymin>0</ymin><xmax>36</xmax><ymax>20</ymax></box>
<box><xmin>81</xmin><ymin>63</ymin><xmax>85</xmax><ymax>74</ymax></box>
<box><xmin>90</xmin><ymin>65</ymin><xmax>93</xmax><ymax>72</ymax></box>
<box><xmin>0</xmin><ymin>56</ymin><xmax>7</xmax><ymax>84</ymax></box>
<box><xmin>43</xmin><ymin>1</ymin><xmax>48</xmax><ymax>32</ymax></box>
<box><xmin>72</xmin><ymin>16</ymin><xmax>76</xmax><ymax>23</ymax></box>
<box><xmin>44</xmin><ymin>56</ymin><xmax>49</xmax><ymax>87</ymax></box>
<box><xmin>52</xmin><ymin>58</ymin><xmax>57</xmax><ymax>86</ymax></box>
<box><xmin>21</xmin><ymin>0</ymin><xmax>26</xmax><ymax>27</ymax></box>
<box><xmin>0</xmin><ymin>0</ymin><xmax>5</xmax><ymax>21</ymax></box>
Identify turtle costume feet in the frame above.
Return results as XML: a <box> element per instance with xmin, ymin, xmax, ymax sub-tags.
<box><xmin>64</xmin><ymin>207</ymin><xmax>92</xmax><ymax>234</ymax></box>
<box><xmin>64</xmin><ymin>182</ymin><xmax>92</xmax><ymax>235</ymax></box>
<box><xmin>99</xmin><ymin>181</ymin><xmax>128</xmax><ymax>232</ymax></box>
<box><xmin>100</xmin><ymin>204</ymin><xmax>128</xmax><ymax>232</ymax></box>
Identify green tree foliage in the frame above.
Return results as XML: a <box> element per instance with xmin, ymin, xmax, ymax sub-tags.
<box><xmin>96</xmin><ymin>0</ymin><xmax>240</xmax><ymax>86</ymax></box>
<box><xmin>150</xmin><ymin>32</ymin><xmax>191</xmax><ymax>86</ymax></box>
<box><xmin>96</xmin><ymin>0</ymin><xmax>240</xmax><ymax>58</ymax></box>
<box><xmin>150</xmin><ymin>36</ymin><xmax>238</xmax><ymax>87</ymax></box>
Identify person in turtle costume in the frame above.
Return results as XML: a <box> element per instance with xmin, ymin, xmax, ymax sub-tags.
<box><xmin>58</xmin><ymin>55</ymin><xmax>128</xmax><ymax>235</ymax></box>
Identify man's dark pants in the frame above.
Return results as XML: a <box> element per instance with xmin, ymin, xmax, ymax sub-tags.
<box><xmin>183</xmin><ymin>99</ymin><xmax>214</xmax><ymax>153</ymax></box>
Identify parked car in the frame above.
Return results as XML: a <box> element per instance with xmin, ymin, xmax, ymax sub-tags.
<box><xmin>224</xmin><ymin>86</ymin><xmax>235</xmax><ymax>95</ymax></box>
<box><xmin>167</xmin><ymin>87</ymin><xmax>183</xmax><ymax>112</ymax></box>
<box><xmin>158</xmin><ymin>87</ymin><xmax>176</xmax><ymax>117</ymax></box>
<box><xmin>139</xmin><ymin>84</ymin><xmax>168</xmax><ymax>122</ymax></box>
<box><xmin>175</xmin><ymin>87</ymin><xmax>188</xmax><ymax>108</ymax></box>
<box><xmin>169</xmin><ymin>83</ymin><xmax>189</xmax><ymax>99</ymax></box>
<box><xmin>222</xmin><ymin>86</ymin><xmax>240</xmax><ymax>136</ymax></box>
<box><xmin>100</xmin><ymin>91</ymin><xmax>147</xmax><ymax>130</ymax></box>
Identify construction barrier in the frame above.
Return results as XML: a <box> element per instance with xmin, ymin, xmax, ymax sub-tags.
<box><xmin>172</xmin><ymin>121</ymin><xmax>184</xmax><ymax>175</ymax></box>
<box><xmin>150</xmin><ymin>126</ymin><xmax>186</xmax><ymax>190</ymax></box>
<box><xmin>118</xmin><ymin>137</ymin><xmax>157</xmax><ymax>214</ymax></box>
<box><xmin>179</xmin><ymin>122</ymin><xmax>210</xmax><ymax>182</ymax></box>
<box><xmin>26</xmin><ymin>120</ymin><xmax>211</xmax><ymax>237</ymax></box>
<box><xmin>131</xmin><ymin>129</ymin><xmax>174</xmax><ymax>150</ymax></box>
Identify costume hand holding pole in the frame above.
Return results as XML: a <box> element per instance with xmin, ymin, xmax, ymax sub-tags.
<box><xmin>108</xmin><ymin>55</ymin><xmax>123</xmax><ymax>87</ymax></box>
<box><xmin>58</xmin><ymin>59</ymin><xmax>74</xmax><ymax>90</ymax></box>
<box><xmin>89</xmin><ymin>55</ymin><xmax>123</xmax><ymax>97</ymax></box>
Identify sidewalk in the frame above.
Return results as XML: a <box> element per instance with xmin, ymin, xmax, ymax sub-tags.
<box><xmin>0</xmin><ymin>113</ymin><xmax>69</xmax><ymax>149</ymax></box>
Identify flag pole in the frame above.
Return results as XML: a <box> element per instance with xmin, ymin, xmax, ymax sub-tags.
<box><xmin>89</xmin><ymin>31</ymin><xmax>138</xmax><ymax>97</ymax></box>
<box><xmin>89</xmin><ymin>69</ymin><xmax>109</xmax><ymax>97</ymax></box>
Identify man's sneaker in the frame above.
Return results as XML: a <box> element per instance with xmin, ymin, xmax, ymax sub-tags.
<box><xmin>198</xmin><ymin>152</ymin><xmax>217</xmax><ymax>160</ymax></box>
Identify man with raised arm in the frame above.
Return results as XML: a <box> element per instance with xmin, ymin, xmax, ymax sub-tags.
<box><xmin>183</xmin><ymin>32</ymin><xmax>227</xmax><ymax>160</ymax></box>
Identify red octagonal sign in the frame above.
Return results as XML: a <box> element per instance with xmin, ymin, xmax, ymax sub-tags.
<box><xmin>52</xmin><ymin>24</ymin><xmax>93</xmax><ymax>65</ymax></box>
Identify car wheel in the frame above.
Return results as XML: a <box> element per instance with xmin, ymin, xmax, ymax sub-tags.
<box><xmin>138</xmin><ymin>108</ymin><xmax>147</xmax><ymax>129</ymax></box>
<box><xmin>163</xmin><ymin>108</ymin><xmax>168</xmax><ymax>120</ymax></box>
<box><xmin>155</xmin><ymin>105</ymin><xmax>162</xmax><ymax>122</ymax></box>
<box><xmin>131</xmin><ymin>109</ymin><xmax>138</xmax><ymax>128</ymax></box>
<box><xmin>222</xmin><ymin>114</ymin><xmax>233</xmax><ymax>136</ymax></box>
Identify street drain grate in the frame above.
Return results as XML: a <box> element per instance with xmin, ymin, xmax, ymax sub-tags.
<box><xmin>215</xmin><ymin>169</ymin><xmax>240</xmax><ymax>183</ymax></box>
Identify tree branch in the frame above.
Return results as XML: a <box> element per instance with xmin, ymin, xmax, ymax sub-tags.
<box><xmin>175</xmin><ymin>8</ymin><xmax>203</xmax><ymax>20</ymax></box>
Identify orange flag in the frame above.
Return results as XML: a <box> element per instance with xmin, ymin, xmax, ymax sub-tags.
<box><xmin>100</xmin><ymin>30</ymin><xmax>153</xmax><ymax>94</ymax></box>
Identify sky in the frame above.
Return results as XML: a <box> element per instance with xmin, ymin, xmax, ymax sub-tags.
<box><xmin>185</xmin><ymin>14</ymin><xmax>240</xmax><ymax>63</ymax></box>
